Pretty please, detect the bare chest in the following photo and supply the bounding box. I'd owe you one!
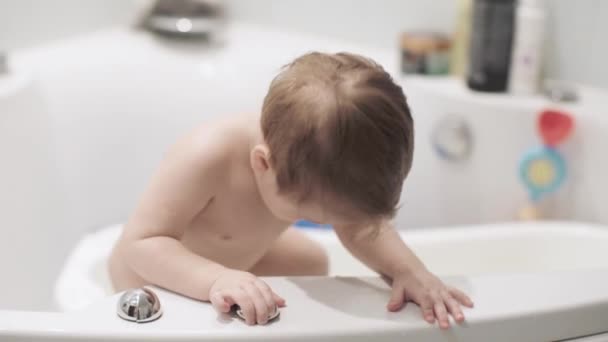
[180,180,288,270]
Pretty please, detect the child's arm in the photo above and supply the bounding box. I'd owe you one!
[334,222,473,329]
[120,134,283,325]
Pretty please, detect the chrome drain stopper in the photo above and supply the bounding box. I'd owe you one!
[233,304,280,322]
[117,287,163,323]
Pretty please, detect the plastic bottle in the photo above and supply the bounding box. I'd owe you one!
[467,0,516,92]
[450,0,473,77]
[508,0,547,95]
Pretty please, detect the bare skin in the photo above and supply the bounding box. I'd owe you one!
[109,115,473,328]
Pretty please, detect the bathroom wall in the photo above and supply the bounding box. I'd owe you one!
[225,0,456,51]
[225,0,608,89]
[0,0,140,49]
[543,0,608,89]
[1,0,606,88]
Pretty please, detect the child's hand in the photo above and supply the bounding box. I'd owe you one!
[209,269,286,325]
[387,268,474,329]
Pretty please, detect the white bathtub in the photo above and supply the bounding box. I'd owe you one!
[44,221,608,341]
[55,221,608,310]
[2,22,608,342]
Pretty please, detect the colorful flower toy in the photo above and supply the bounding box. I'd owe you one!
[518,109,574,220]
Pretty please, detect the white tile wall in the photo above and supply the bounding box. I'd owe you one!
[224,0,607,88]
[0,0,606,86]
[0,0,141,49]
[544,0,608,88]
[224,0,456,49]
[587,0,608,88]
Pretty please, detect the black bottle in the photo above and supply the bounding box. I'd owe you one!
[467,0,516,92]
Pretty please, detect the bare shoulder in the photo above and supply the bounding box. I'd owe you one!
[164,116,257,179]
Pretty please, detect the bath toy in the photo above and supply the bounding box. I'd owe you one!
[518,204,542,221]
[294,220,332,230]
[537,109,574,146]
[518,109,574,220]
[519,146,567,202]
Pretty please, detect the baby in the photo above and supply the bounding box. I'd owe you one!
[109,52,473,328]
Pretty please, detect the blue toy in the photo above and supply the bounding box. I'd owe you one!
[518,109,574,220]
[519,146,567,202]
[293,220,332,230]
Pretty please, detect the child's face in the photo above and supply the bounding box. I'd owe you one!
[261,185,364,227]
[251,145,367,227]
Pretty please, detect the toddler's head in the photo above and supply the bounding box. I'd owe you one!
[251,52,414,227]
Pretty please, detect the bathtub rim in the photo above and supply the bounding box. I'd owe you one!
[5,269,608,341]
[54,220,608,312]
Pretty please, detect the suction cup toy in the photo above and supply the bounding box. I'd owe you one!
[519,146,566,202]
[518,109,574,220]
[538,109,574,146]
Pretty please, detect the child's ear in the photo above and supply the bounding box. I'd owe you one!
[250,144,271,172]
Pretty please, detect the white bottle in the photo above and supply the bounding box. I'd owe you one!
[508,0,546,95]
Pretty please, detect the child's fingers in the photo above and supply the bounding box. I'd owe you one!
[243,283,269,324]
[433,295,450,329]
[449,287,474,308]
[442,290,465,323]
[255,279,278,313]
[420,297,435,324]
[272,292,286,307]
[210,291,231,313]
[229,288,256,325]
[387,285,406,312]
